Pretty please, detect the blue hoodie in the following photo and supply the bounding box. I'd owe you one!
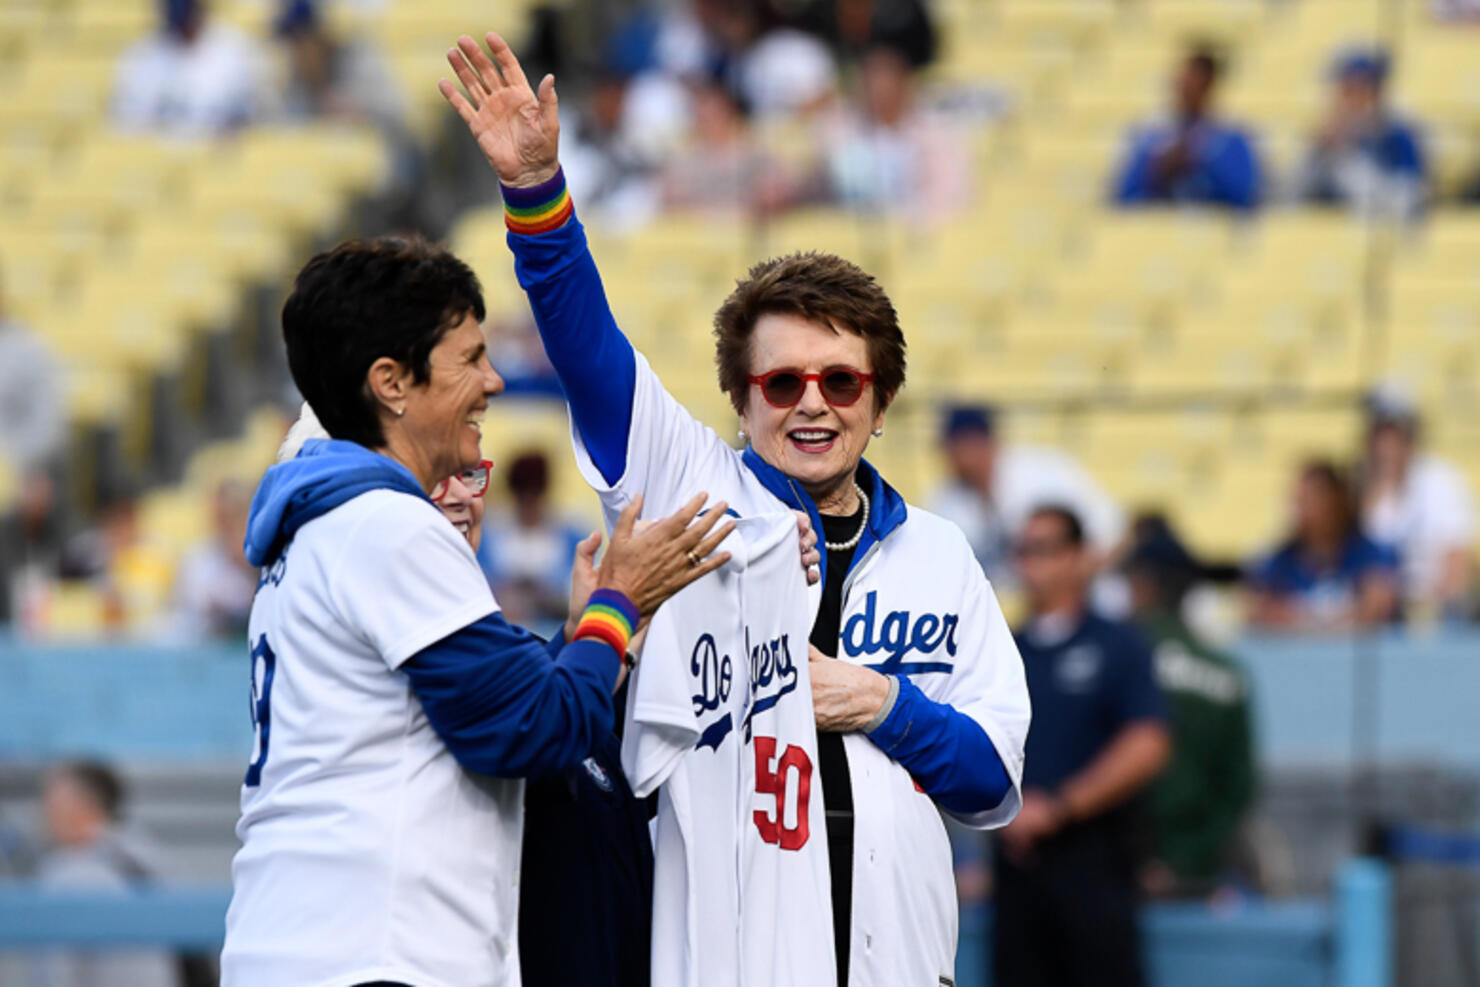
[243,437,622,779]
[244,438,426,567]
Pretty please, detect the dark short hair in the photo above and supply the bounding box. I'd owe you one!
[1187,46,1224,82]
[282,236,485,449]
[58,761,125,821]
[1300,458,1356,535]
[506,450,550,498]
[713,252,907,415]
[1028,503,1086,547]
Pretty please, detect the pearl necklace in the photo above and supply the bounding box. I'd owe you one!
[823,483,870,553]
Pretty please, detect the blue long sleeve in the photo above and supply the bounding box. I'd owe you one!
[402,612,619,778]
[506,211,637,486]
[1203,130,1259,210]
[866,676,1012,816]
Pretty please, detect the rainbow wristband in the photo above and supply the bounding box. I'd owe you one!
[502,168,574,236]
[573,588,639,659]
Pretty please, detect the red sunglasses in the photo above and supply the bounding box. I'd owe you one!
[431,460,493,503]
[748,368,876,408]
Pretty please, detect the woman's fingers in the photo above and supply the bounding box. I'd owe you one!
[613,493,642,541]
[677,501,729,548]
[688,551,733,582]
[462,33,507,91]
[662,492,710,534]
[485,31,530,91]
[438,78,480,126]
[575,530,602,567]
[451,38,493,95]
[691,519,737,562]
[537,73,560,132]
[456,35,499,92]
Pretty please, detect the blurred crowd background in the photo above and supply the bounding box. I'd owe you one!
[0,0,1477,984]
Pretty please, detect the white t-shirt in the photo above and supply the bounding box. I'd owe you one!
[625,513,835,987]
[221,489,520,987]
[1365,454,1477,603]
[112,23,266,136]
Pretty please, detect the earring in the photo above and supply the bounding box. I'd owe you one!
[872,427,883,437]
[738,428,747,442]
[396,408,405,418]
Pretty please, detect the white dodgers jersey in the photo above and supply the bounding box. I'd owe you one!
[624,512,835,987]
[222,490,522,987]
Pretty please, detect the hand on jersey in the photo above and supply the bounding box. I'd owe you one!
[595,494,735,617]
[440,32,561,188]
[566,509,820,642]
[809,645,891,733]
[795,511,821,586]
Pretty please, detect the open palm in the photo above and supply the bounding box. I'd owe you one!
[439,32,561,188]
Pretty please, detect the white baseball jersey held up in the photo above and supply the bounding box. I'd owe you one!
[574,353,1030,986]
[625,512,835,987]
[222,490,522,987]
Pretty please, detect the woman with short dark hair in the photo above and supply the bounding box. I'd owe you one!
[442,33,1031,985]
[222,234,736,987]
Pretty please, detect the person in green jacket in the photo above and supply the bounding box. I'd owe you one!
[1125,516,1256,898]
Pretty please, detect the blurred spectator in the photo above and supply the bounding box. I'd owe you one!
[0,271,67,473]
[820,0,939,69]
[695,0,838,119]
[822,43,971,222]
[59,491,175,632]
[926,405,1125,590]
[1112,47,1261,211]
[112,0,269,137]
[1293,48,1426,221]
[1433,0,1480,17]
[659,76,794,214]
[559,72,664,231]
[31,762,179,987]
[1124,516,1255,900]
[478,451,588,633]
[487,309,564,399]
[1247,460,1400,631]
[170,479,256,640]
[996,506,1170,987]
[273,0,406,133]
[1359,386,1476,620]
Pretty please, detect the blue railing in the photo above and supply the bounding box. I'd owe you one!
[1,632,1477,765]
[0,859,1392,987]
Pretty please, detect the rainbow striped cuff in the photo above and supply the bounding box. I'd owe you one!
[572,588,639,658]
[502,168,574,236]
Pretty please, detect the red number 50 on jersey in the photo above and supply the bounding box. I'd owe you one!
[752,736,812,850]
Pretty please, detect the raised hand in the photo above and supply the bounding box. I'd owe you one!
[439,32,560,188]
[597,493,736,616]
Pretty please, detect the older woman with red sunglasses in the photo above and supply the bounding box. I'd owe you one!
[442,33,1030,985]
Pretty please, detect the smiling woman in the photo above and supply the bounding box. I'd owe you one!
[221,235,740,987]
[442,30,1032,986]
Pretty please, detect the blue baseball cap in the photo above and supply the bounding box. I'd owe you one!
[163,0,200,33]
[1333,47,1389,86]
[275,0,320,37]
[941,404,996,442]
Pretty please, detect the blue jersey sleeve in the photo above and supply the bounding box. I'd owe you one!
[866,676,1013,816]
[402,612,620,778]
[504,189,637,486]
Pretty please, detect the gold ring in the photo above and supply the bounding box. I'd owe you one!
[686,550,702,567]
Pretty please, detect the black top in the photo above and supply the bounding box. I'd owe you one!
[519,684,653,987]
[813,504,865,987]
